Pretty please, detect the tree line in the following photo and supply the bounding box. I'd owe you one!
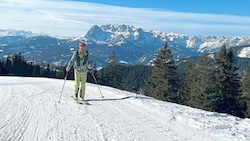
[0,52,65,78]
[0,42,250,118]
[96,42,250,118]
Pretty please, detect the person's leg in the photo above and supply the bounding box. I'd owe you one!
[74,71,80,99]
[79,71,87,100]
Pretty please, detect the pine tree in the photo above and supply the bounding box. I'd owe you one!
[122,65,152,93]
[143,41,179,102]
[179,62,195,104]
[108,50,117,67]
[5,54,12,74]
[12,52,28,76]
[98,50,123,89]
[240,63,250,118]
[181,53,216,110]
[213,44,244,117]
[33,64,41,76]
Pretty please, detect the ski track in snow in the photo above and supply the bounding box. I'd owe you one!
[0,76,250,141]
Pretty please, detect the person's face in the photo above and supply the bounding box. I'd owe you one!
[79,44,85,51]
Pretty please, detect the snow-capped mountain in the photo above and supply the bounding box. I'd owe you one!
[1,24,250,67]
[0,29,35,37]
[80,24,250,65]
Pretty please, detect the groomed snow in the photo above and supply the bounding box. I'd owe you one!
[0,76,249,141]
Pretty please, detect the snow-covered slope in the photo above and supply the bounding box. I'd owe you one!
[0,76,249,141]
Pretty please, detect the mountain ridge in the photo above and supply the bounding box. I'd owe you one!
[0,24,250,66]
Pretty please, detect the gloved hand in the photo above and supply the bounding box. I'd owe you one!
[66,66,70,72]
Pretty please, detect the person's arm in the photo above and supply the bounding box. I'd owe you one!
[66,51,77,72]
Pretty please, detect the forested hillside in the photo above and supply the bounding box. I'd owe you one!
[1,42,250,118]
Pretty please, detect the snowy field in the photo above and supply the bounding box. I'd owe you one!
[0,76,249,141]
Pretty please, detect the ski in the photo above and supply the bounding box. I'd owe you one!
[81,101,91,105]
[71,96,83,104]
[71,96,90,105]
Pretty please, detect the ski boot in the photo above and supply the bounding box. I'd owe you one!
[73,88,79,100]
[79,90,84,101]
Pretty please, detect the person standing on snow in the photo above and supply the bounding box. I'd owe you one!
[66,42,92,101]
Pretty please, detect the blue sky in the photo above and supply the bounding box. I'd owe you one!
[1,0,250,37]
[78,0,250,16]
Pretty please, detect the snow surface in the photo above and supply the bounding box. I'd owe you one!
[0,76,249,141]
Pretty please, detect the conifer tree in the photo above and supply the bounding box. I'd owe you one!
[181,53,215,110]
[109,50,117,67]
[122,65,152,93]
[143,41,179,102]
[179,62,194,104]
[213,44,244,117]
[1,59,8,74]
[98,50,122,89]
[5,54,13,74]
[240,63,250,118]
[33,64,41,76]
[12,52,28,76]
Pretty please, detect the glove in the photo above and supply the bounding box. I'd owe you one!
[66,66,70,72]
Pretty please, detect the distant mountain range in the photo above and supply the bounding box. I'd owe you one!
[1,24,250,67]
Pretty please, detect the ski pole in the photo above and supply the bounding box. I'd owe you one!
[58,72,68,103]
[90,70,104,98]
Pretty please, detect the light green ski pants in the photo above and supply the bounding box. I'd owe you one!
[74,71,87,97]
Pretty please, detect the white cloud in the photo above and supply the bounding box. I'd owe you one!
[1,0,250,37]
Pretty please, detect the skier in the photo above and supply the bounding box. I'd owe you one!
[66,42,92,101]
